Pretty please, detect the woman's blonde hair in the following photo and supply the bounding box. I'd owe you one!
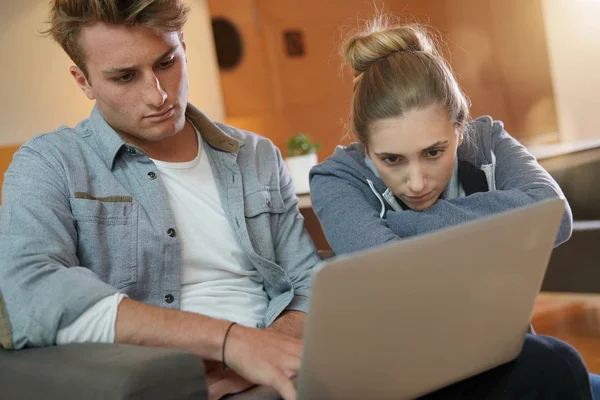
[341,16,469,145]
[42,0,190,78]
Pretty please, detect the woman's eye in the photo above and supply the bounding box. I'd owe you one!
[383,156,401,165]
[426,149,444,158]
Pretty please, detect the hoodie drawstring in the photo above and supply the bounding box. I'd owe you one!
[367,179,386,219]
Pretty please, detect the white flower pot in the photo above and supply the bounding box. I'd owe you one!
[285,153,318,194]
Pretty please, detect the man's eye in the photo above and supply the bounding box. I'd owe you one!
[114,73,134,83]
[158,58,176,69]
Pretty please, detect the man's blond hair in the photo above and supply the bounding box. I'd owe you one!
[43,0,190,78]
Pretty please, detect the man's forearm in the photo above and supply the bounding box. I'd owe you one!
[115,298,231,360]
[268,311,305,338]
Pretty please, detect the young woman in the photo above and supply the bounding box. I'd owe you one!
[309,17,598,399]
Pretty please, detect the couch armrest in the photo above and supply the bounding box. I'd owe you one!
[542,223,600,293]
[0,343,207,400]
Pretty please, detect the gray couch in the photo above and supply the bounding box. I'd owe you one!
[540,147,600,293]
[0,343,208,399]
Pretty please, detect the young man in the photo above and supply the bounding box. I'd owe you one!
[0,1,319,399]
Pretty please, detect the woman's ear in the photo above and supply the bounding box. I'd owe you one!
[457,128,465,147]
[363,143,372,158]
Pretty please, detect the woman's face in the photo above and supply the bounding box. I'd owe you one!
[367,103,463,211]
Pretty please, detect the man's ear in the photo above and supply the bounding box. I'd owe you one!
[69,66,95,100]
[179,31,187,62]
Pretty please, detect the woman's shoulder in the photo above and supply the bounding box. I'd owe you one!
[311,142,367,175]
[309,142,387,193]
[460,116,509,165]
[467,115,506,138]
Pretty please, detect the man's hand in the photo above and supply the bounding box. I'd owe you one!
[205,312,306,399]
[224,325,302,400]
[204,311,306,400]
[205,361,254,400]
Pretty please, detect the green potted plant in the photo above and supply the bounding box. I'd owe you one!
[285,133,321,194]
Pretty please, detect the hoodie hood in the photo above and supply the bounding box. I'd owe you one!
[316,143,407,210]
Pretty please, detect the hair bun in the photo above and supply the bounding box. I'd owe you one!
[342,24,434,76]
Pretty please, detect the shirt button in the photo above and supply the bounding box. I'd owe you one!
[164,294,174,304]
[147,171,157,180]
[127,147,136,155]
[167,228,176,237]
[266,199,272,208]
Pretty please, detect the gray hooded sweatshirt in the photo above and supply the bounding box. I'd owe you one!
[309,116,573,255]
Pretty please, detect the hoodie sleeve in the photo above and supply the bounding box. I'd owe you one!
[310,162,404,255]
[385,120,573,246]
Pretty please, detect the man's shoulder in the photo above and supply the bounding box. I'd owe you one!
[21,120,92,155]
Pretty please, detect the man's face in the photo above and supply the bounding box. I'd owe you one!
[367,103,463,211]
[71,23,189,147]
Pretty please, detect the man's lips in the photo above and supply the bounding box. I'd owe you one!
[144,106,175,120]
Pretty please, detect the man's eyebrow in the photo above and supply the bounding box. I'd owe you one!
[101,45,178,74]
[374,140,450,158]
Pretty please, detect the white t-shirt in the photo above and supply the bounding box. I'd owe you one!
[152,137,268,327]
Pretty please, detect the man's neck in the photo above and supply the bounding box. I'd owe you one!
[136,120,198,162]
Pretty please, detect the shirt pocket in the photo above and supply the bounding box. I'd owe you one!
[243,187,285,261]
[71,197,138,289]
[244,187,285,218]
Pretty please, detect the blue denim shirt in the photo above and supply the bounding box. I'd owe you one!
[0,104,320,349]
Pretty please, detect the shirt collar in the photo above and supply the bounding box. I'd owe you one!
[89,103,240,169]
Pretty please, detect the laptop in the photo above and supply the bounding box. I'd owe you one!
[229,198,565,400]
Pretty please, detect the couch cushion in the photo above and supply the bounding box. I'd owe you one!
[0,343,207,400]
